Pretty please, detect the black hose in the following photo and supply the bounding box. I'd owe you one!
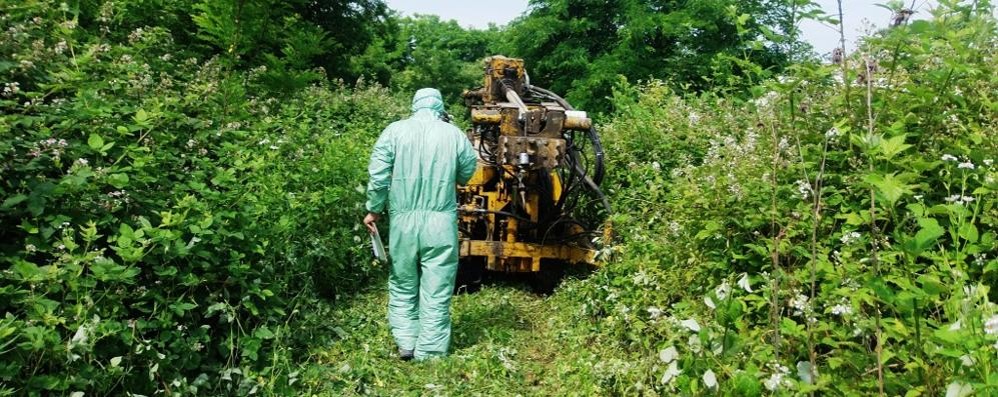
[458,208,535,224]
[587,126,605,186]
[527,85,606,187]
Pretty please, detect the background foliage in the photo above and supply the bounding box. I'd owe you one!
[1,0,996,395]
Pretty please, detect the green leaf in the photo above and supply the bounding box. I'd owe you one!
[119,223,135,239]
[917,274,946,296]
[864,172,914,206]
[1,194,28,209]
[851,132,882,153]
[88,133,104,150]
[959,223,978,243]
[868,278,895,304]
[108,173,130,189]
[134,109,149,125]
[903,217,944,255]
[90,257,140,283]
[879,134,912,160]
[254,326,276,340]
[12,261,44,282]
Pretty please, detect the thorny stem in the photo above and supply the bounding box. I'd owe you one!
[805,133,830,389]
[766,0,805,364]
[873,0,919,128]
[864,55,886,397]
[836,0,851,112]
[768,120,783,360]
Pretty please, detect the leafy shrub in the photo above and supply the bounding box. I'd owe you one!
[561,2,998,395]
[0,2,405,394]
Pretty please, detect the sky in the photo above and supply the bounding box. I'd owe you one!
[385,0,941,57]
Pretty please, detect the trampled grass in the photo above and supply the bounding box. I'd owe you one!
[306,277,608,396]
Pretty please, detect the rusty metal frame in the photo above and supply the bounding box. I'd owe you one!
[459,239,596,272]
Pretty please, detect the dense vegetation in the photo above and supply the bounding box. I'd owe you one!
[1,0,996,395]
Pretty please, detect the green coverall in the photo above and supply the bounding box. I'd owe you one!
[366,88,478,360]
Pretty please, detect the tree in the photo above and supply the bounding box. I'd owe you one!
[498,0,810,113]
[391,15,501,104]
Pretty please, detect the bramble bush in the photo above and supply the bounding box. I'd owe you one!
[553,1,997,395]
[0,1,405,394]
[2,0,997,395]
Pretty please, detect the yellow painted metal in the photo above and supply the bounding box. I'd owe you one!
[483,56,525,104]
[550,170,562,202]
[470,108,501,124]
[460,240,596,272]
[458,55,599,273]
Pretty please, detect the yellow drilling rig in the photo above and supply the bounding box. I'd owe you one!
[456,56,610,291]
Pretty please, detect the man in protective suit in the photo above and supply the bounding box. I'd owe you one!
[363,88,478,361]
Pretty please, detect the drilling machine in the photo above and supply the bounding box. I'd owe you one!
[457,56,610,291]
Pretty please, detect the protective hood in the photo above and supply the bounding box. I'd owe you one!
[411,87,445,116]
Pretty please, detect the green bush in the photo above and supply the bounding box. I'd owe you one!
[561,1,998,394]
[0,2,405,394]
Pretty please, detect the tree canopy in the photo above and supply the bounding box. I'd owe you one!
[496,0,808,113]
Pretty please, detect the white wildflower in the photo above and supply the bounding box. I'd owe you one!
[789,293,810,316]
[128,28,145,43]
[985,315,998,335]
[269,145,279,150]
[830,302,853,316]
[796,179,812,200]
[668,221,681,236]
[715,281,731,301]
[688,112,700,125]
[74,158,89,167]
[840,231,861,245]
[825,127,840,139]
[704,295,716,309]
[945,195,975,205]
[957,161,975,170]
[646,306,662,319]
[737,273,753,293]
[2,82,20,97]
[651,161,661,171]
[764,372,784,391]
[984,159,994,167]
[941,154,958,162]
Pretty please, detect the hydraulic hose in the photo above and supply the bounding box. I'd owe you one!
[527,85,605,186]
